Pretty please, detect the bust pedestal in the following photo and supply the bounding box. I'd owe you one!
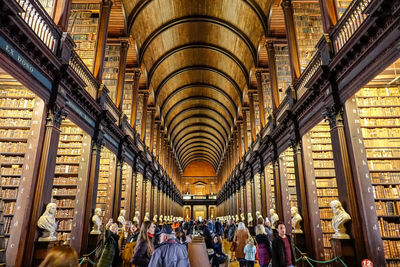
[33,240,58,267]
[292,232,306,258]
[330,238,356,267]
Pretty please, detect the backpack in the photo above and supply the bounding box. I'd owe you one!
[122,241,136,263]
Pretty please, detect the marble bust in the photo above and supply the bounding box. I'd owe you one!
[256,211,263,220]
[37,203,57,242]
[235,214,239,222]
[240,213,245,222]
[270,209,279,229]
[159,215,163,224]
[331,200,351,239]
[144,212,150,222]
[153,214,158,223]
[291,207,303,234]
[90,208,102,235]
[247,213,253,227]
[117,209,126,226]
[133,211,140,225]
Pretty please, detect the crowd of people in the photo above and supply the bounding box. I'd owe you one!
[39,215,296,267]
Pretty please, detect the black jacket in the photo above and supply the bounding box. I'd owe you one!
[271,234,296,267]
[132,238,152,267]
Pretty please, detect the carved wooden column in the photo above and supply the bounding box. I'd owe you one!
[115,40,129,111]
[265,41,280,110]
[93,0,112,80]
[141,93,149,142]
[259,171,268,218]
[242,109,249,152]
[248,92,257,142]
[112,158,124,220]
[323,106,367,264]
[255,71,266,127]
[53,0,72,31]
[273,158,291,230]
[130,171,137,220]
[149,109,155,152]
[130,70,141,128]
[250,177,256,221]
[281,0,301,81]
[318,0,338,33]
[150,179,156,218]
[23,105,67,266]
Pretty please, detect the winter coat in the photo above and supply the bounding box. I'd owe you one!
[233,229,249,259]
[227,224,236,242]
[131,238,152,267]
[255,234,272,266]
[215,220,222,236]
[98,230,121,267]
[148,239,190,267]
[271,234,296,267]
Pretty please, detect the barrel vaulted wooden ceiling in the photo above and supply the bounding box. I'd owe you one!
[116,0,286,174]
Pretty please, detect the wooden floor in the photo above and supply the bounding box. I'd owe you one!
[222,238,260,267]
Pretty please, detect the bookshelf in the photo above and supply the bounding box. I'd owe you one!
[96,147,116,223]
[264,162,276,213]
[0,85,35,249]
[292,1,324,72]
[120,163,132,212]
[51,120,84,244]
[335,0,352,18]
[274,45,292,103]
[261,73,273,119]
[122,73,134,123]
[246,179,252,215]
[309,122,338,260]
[254,173,262,213]
[38,0,55,16]
[135,172,143,216]
[0,166,5,265]
[145,111,152,147]
[68,3,100,72]
[136,95,143,135]
[245,110,251,148]
[355,87,400,265]
[254,94,261,134]
[280,147,297,210]
[144,179,151,215]
[102,44,121,104]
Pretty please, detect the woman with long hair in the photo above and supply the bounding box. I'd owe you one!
[131,221,156,267]
[233,222,249,267]
[255,224,272,267]
[39,245,78,267]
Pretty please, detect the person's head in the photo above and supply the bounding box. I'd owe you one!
[175,230,186,243]
[248,237,255,246]
[276,221,286,236]
[237,222,246,230]
[130,222,138,233]
[136,221,155,257]
[264,217,271,227]
[257,216,264,225]
[213,235,221,244]
[123,221,131,232]
[110,223,118,234]
[39,245,78,267]
[255,224,267,235]
[159,225,175,243]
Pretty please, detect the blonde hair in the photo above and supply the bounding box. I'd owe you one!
[238,222,246,230]
[39,246,78,267]
[248,237,255,246]
[255,224,267,235]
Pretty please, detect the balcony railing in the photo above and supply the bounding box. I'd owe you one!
[15,0,61,53]
[69,50,99,99]
[296,53,322,99]
[331,0,372,53]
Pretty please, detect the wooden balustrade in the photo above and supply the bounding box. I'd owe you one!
[331,0,372,53]
[69,50,99,99]
[296,54,323,99]
[15,0,60,53]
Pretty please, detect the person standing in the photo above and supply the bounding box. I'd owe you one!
[271,221,295,267]
[233,222,249,267]
[131,221,156,267]
[215,218,223,237]
[255,225,272,267]
[227,219,236,242]
[243,237,256,267]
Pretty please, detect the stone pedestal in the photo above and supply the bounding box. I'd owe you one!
[188,236,210,267]
[33,241,58,267]
[330,238,356,267]
[293,233,306,258]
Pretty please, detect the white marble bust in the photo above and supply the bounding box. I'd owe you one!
[247,213,253,227]
[144,212,150,222]
[235,214,239,222]
[240,213,245,222]
[117,209,126,226]
[37,203,57,242]
[159,215,163,224]
[291,207,303,234]
[153,214,158,223]
[270,209,279,229]
[133,211,140,225]
[90,208,102,235]
[331,200,351,239]
[256,211,262,220]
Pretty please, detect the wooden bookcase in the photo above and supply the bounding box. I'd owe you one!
[254,94,261,134]
[355,87,400,265]
[280,147,297,210]
[96,147,116,223]
[0,85,36,248]
[261,73,273,119]
[309,122,338,260]
[264,162,276,214]
[292,0,324,72]
[274,45,292,103]
[122,73,134,123]
[136,95,143,136]
[120,163,132,217]
[68,3,101,72]
[37,0,56,16]
[135,172,143,217]
[102,44,121,104]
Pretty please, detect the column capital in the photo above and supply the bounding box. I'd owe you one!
[46,105,68,129]
[322,105,344,129]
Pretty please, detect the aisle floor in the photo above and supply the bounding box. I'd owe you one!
[221,238,260,267]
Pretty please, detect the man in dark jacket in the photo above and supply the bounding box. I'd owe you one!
[227,219,236,242]
[272,221,295,267]
[148,226,190,267]
[215,219,223,236]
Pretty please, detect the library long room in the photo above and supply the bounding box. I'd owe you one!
[0,0,399,266]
